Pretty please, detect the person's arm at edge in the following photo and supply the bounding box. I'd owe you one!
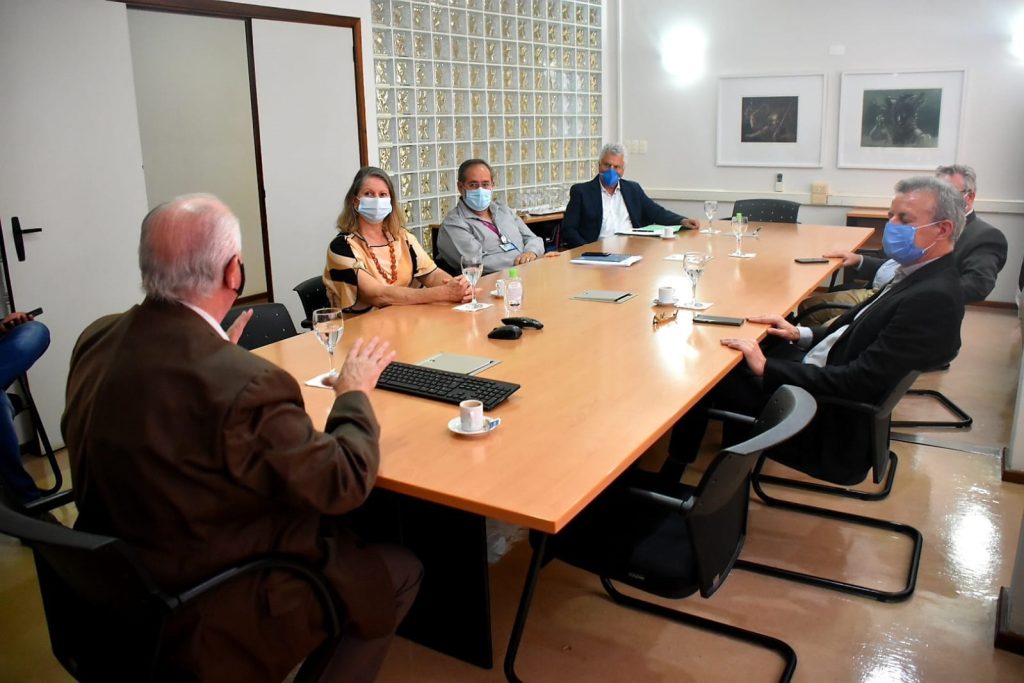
[559,183,586,249]
[958,228,1008,302]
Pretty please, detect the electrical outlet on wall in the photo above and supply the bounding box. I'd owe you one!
[774,173,784,192]
[810,182,830,205]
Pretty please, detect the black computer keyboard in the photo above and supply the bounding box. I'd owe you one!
[376,361,520,410]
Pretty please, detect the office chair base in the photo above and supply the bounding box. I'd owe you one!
[738,491,922,603]
[503,536,797,683]
[891,389,973,429]
[753,452,897,502]
[600,578,797,683]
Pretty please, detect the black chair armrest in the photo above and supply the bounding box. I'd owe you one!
[625,486,695,513]
[794,302,853,325]
[176,556,341,637]
[707,408,757,425]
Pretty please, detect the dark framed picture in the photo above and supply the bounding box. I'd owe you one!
[717,74,824,167]
[838,70,965,169]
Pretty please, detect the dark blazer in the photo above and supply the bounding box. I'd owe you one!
[764,254,965,484]
[62,298,392,681]
[560,175,687,248]
[861,212,1008,302]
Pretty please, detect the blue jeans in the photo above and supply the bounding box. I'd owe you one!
[0,321,50,503]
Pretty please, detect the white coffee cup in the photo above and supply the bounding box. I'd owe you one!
[657,286,676,304]
[661,226,674,239]
[494,279,506,296]
[459,399,484,432]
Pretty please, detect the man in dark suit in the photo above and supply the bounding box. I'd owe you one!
[800,164,1007,323]
[560,143,699,248]
[663,176,966,485]
[62,195,420,682]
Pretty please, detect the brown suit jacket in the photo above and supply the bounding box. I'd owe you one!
[62,298,392,681]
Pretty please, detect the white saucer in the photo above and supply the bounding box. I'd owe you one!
[490,290,504,298]
[448,416,501,437]
[652,297,679,306]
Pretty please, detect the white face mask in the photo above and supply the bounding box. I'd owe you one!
[357,196,392,223]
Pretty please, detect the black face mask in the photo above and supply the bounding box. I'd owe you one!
[234,261,246,298]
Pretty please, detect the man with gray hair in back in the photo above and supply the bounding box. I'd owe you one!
[663,176,966,486]
[800,164,1008,323]
[560,142,700,248]
[62,194,421,681]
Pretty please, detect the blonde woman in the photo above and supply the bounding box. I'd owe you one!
[324,167,473,314]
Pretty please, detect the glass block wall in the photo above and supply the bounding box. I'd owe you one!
[370,0,603,244]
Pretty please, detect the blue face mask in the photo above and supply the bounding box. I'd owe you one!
[600,168,620,188]
[357,196,392,224]
[882,220,939,265]
[464,188,492,212]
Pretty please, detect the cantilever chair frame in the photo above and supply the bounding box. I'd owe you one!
[0,502,342,683]
[13,375,73,514]
[711,376,925,603]
[503,385,817,683]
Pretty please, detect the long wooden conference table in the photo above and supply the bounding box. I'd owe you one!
[254,221,872,669]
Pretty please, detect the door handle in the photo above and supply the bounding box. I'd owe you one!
[11,216,42,262]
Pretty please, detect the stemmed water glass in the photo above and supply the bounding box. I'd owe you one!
[681,252,709,309]
[312,308,344,378]
[461,243,486,311]
[701,200,720,234]
[729,214,751,258]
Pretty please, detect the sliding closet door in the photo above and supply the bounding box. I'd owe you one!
[251,19,361,325]
[0,0,148,444]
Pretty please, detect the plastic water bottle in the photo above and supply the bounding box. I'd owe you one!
[505,267,523,314]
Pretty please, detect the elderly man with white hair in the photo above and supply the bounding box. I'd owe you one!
[62,194,421,682]
[560,142,700,248]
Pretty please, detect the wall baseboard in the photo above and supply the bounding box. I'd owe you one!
[1002,447,1024,484]
[995,587,1024,655]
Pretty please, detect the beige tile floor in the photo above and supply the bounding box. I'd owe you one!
[2,306,1023,682]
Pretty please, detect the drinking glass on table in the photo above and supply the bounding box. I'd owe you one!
[729,214,750,257]
[312,308,344,378]
[682,252,708,309]
[461,243,486,311]
[701,200,720,234]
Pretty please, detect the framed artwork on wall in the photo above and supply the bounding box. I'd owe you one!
[716,73,825,168]
[837,69,965,169]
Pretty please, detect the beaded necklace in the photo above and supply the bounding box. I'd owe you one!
[365,237,398,284]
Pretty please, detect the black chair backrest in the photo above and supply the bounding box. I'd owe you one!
[430,225,461,277]
[222,302,298,350]
[731,199,801,223]
[0,503,175,681]
[293,276,329,329]
[686,385,816,597]
[870,369,921,477]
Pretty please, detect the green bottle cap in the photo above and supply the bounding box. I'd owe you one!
[508,267,519,279]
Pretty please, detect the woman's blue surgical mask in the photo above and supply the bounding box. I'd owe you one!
[357,196,392,223]
[882,220,940,265]
[600,168,620,188]
[464,188,492,212]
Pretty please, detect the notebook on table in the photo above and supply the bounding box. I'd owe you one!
[614,224,682,236]
[569,252,643,267]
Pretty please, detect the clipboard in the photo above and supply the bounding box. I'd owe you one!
[416,353,500,375]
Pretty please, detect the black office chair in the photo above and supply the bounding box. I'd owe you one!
[0,500,342,683]
[293,276,329,330]
[730,199,801,224]
[712,373,925,603]
[221,302,298,351]
[503,385,817,683]
[430,225,460,277]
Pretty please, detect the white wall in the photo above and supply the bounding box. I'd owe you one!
[607,0,1024,303]
[127,10,267,295]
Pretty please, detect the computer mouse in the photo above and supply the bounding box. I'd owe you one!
[487,324,523,340]
[501,316,544,330]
